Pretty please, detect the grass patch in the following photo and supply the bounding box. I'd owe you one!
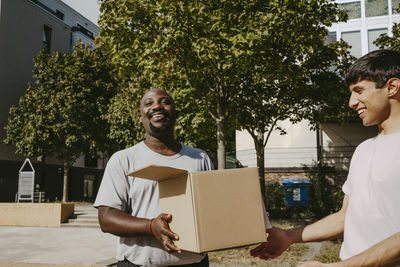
[208,219,310,267]
[208,243,308,267]
[312,238,342,263]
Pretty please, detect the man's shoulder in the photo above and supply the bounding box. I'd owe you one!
[109,142,144,161]
[182,144,208,156]
[180,144,214,170]
[354,135,377,152]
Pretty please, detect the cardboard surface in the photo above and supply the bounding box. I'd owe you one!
[129,166,266,252]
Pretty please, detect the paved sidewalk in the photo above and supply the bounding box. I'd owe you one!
[0,225,118,266]
[0,225,231,267]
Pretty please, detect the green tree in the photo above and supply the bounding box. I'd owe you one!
[97,0,353,172]
[97,0,265,168]
[374,5,400,51]
[233,1,352,203]
[4,42,117,202]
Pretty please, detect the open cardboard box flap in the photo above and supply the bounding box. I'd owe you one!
[128,165,188,181]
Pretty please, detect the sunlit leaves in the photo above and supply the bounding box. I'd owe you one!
[96,0,352,168]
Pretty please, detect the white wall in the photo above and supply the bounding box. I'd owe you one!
[236,120,377,170]
[38,0,99,35]
[236,120,320,168]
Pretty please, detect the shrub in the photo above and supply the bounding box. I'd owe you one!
[265,167,347,219]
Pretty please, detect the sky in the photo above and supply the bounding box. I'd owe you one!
[60,0,101,26]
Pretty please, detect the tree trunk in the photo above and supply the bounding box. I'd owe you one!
[216,118,226,169]
[62,161,70,202]
[254,133,266,206]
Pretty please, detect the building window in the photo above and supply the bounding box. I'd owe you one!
[325,32,337,44]
[341,31,362,58]
[393,0,400,13]
[366,0,388,17]
[42,25,52,53]
[83,175,95,199]
[339,1,361,20]
[55,10,65,20]
[71,24,95,40]
[368,28,388,51]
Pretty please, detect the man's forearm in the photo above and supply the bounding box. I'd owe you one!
[288,196,348,244]
[300,211,345,243]
[98,206,151,237]
[333,232,400,267]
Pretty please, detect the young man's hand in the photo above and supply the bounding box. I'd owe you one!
[150,213,182,253]
[250,227,294,259]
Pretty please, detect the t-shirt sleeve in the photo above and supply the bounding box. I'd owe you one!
[342,142,366,196]
[202,151,214,171]
[342,178,350,195]
[93,152,130,212]
[342,157,355,196]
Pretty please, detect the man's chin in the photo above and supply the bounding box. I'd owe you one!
[149,122,173,133]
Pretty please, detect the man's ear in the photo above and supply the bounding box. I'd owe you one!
[387,78,400,97]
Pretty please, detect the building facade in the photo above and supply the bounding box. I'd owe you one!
[0,0,101,202]
[235,0,400,180]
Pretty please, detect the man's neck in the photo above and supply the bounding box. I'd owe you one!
[378,103,400,135]
[144,136,182,156]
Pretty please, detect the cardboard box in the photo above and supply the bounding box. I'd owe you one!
[128,166,266,252]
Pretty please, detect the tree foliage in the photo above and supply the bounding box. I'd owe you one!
[4,42,117,201]
[230,1,353,203]
[95,0,256,168]
[374,5,400,51]
[97,0,354,172]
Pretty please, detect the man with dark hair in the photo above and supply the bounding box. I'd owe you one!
[251,49,400,266]
[94,89,214,267]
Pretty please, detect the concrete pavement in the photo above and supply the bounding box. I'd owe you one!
[0,225,233,267]
[0,225,118,266]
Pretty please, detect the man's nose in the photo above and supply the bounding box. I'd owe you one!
[348,93,359,109]
[151,101,163,110]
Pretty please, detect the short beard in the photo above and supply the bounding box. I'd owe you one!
[149,121,173,133]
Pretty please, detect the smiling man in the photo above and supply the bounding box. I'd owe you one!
[250,49,400,266]
[94,88,214,267]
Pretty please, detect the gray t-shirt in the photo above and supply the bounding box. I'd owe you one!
[94,141,214,266]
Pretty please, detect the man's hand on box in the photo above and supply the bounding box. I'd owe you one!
[151,213,182,253]
[250,227,293,259]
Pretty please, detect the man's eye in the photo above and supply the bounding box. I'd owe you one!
[145,102,152,106]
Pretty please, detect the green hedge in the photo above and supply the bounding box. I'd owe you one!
[265,167,346,219]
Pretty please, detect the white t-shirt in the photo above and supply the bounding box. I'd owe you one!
[340,132,400,260]
[94,141,214,267]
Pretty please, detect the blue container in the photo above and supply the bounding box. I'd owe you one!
[282,178,311,207]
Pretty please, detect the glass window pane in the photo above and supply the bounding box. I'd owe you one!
[42,25,52,54]
[366,0,388,17]
[339,2,361,20]
[342,31,362,58]
[325,32,337,44]
[393,0,400,14]
[368,28,388,51]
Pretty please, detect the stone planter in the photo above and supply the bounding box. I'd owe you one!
[0,203,74,227]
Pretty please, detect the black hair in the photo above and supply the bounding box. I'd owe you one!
[345,49,400,88]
